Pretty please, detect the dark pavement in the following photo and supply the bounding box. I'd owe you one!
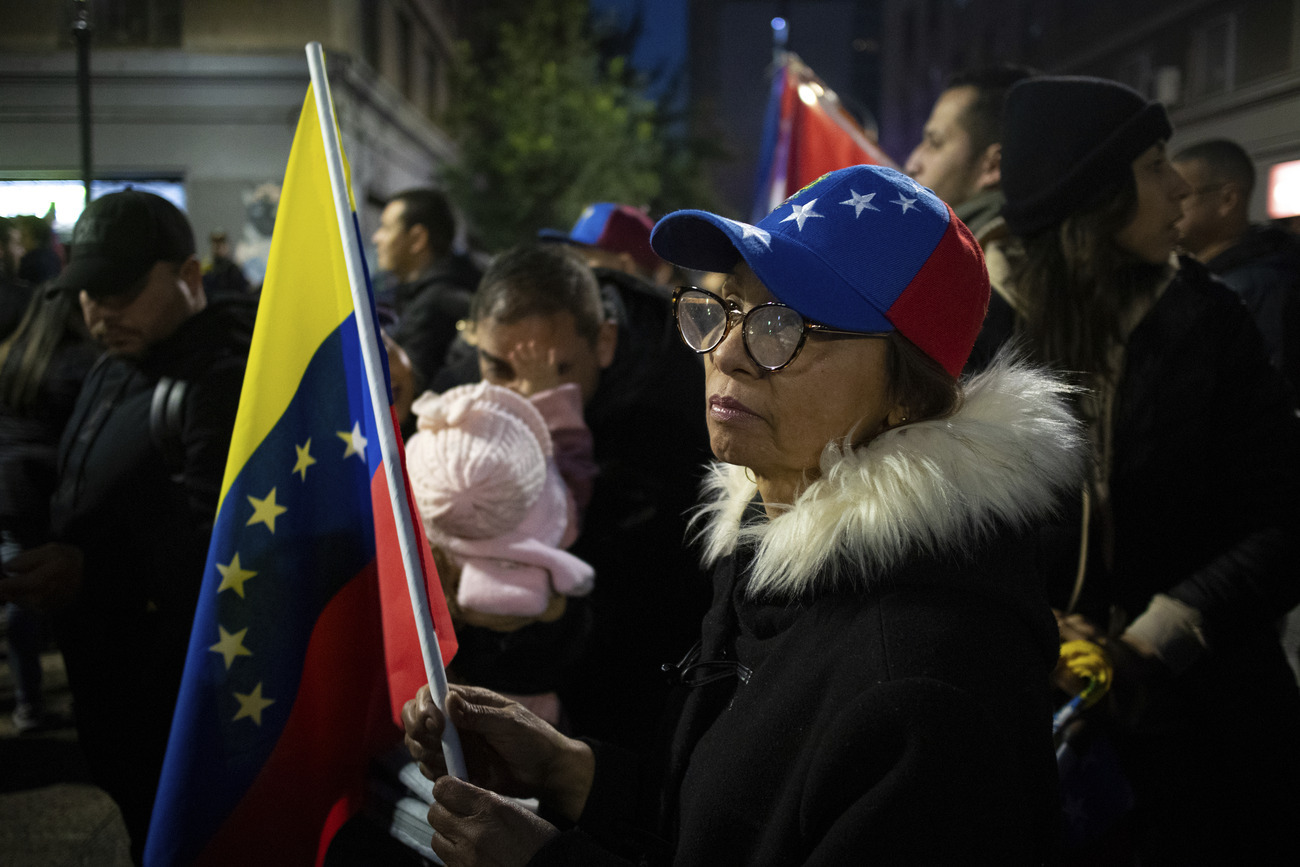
[0,618,133,866]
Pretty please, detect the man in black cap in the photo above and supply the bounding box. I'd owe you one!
[0,190,255,863]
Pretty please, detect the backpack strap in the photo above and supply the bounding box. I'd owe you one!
[149,376,189,480]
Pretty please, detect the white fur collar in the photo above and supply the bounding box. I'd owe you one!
[692,358,1086,600]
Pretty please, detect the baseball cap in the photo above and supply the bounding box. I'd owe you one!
[53,190,196,300]
[649,165,989,377]
[539,202,660,275]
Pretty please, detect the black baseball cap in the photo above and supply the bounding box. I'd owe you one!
[53,190,196,300]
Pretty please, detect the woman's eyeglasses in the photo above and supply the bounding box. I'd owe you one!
[672,286,889,371]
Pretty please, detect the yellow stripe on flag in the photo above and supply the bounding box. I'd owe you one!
[218,84,357,507]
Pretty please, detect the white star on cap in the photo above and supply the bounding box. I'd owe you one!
[891,193,918,214]
[840,190,880,217]
[733,221,772,249]
[780,199,824,231]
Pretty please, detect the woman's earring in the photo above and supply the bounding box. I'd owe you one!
[744,467,758,485]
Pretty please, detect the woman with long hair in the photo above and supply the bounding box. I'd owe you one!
[0,286,97,731]
[991,75,1300,865]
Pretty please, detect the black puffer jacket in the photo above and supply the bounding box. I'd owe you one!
[49,294,255,848]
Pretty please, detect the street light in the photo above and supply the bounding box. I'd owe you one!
[71,0,93,205]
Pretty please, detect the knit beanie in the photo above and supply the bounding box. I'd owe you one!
[406,382,552,540]
[1000,76,1172,236]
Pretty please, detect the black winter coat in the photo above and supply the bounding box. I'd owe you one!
[976,257,1300,864]
[49,295,255,849]
[1085,260,1300,863]
[530,361,1086,865]
[390,254,478,393]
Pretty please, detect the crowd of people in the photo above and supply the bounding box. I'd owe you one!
[1,66,1299,867]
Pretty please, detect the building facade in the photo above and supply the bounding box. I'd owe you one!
[880,0,1300,219]
[0,0,462,281]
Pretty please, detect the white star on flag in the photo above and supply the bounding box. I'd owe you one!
[892,194,918,214]
[337,421,368,460]
[732,220,772,249]
[780,200,824,231]
[840,190,880,217]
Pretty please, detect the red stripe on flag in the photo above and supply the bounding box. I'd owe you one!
[787,94,883,194]
[374,405,458,725]
[193,567,397,867]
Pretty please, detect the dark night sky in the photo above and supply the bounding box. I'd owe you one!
[591,0,879,218]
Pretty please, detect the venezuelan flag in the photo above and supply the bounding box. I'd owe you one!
[144,84,456,866]
[752,53,896,222]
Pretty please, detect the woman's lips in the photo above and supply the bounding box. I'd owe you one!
[709,394,760,422]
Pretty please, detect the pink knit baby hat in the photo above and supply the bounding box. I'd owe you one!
[406,382,553,541]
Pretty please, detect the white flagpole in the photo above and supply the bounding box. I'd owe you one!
[305,41,466,780]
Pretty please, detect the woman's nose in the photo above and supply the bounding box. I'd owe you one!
[710,312,756,373]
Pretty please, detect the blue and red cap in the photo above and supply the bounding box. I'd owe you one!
[539,202,660,275]
[650,165,989,377]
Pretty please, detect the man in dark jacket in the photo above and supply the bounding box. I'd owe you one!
[1175,138,1300,386]
[201,228,251,299]
[904,65,1032,243]
[903,65,1032,373]
[0,191,254,864]
[371,188,479,393]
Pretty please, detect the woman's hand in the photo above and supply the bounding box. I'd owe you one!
[427,776,559,867]
[402,683,594,822]
[1052,609,1173,728]
[1052,611,1103,695]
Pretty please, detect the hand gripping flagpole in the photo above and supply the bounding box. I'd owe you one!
[305,42,467,780]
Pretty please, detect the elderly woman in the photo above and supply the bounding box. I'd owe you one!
[403,165,1085,865]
